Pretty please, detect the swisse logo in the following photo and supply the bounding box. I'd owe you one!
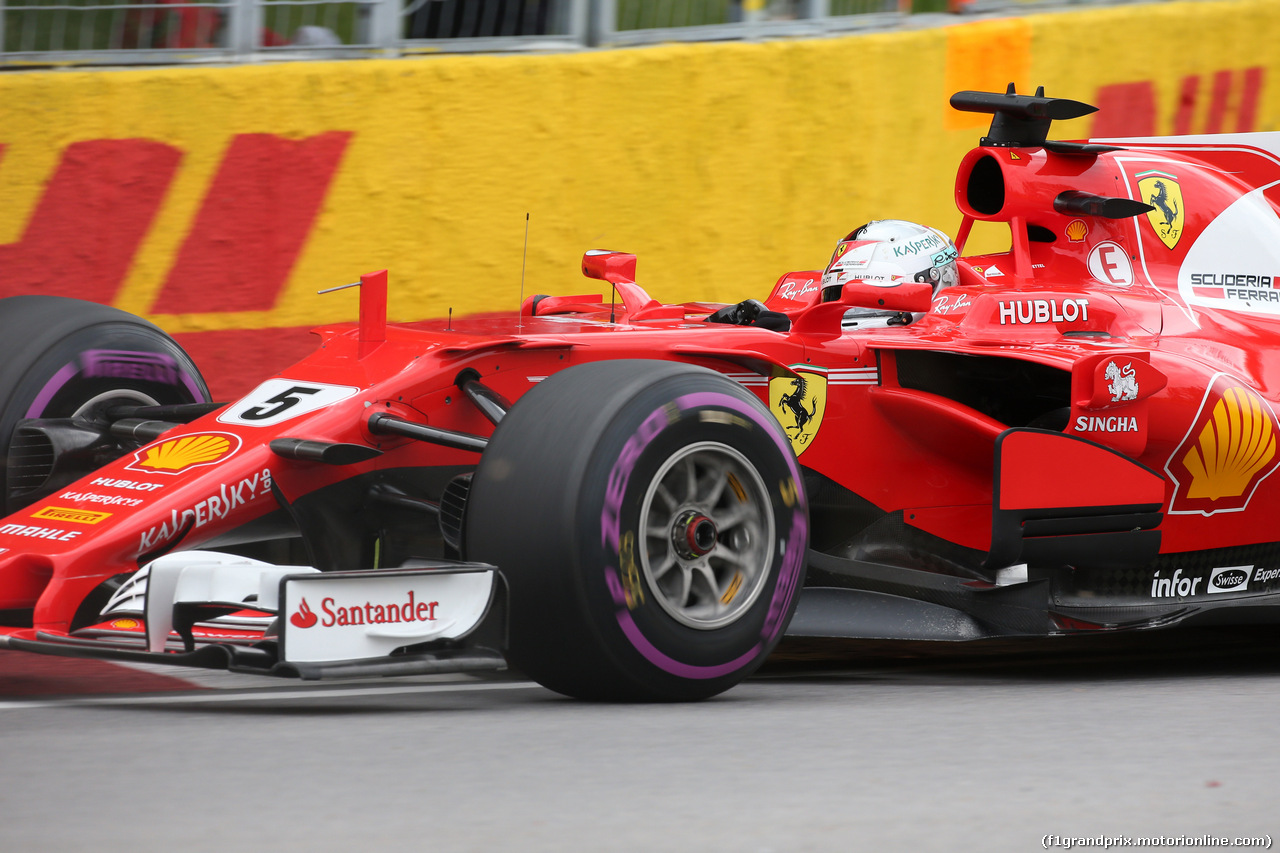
[1208,565,1252,594]
[997,298,1090,325]
[290,590,440,628]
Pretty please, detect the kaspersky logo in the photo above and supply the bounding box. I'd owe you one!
[1166,374,1280,515]
[125,432,242,476]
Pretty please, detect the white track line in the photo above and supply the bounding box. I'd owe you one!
[0,679,542,711]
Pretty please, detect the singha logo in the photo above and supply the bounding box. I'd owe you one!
[1105,361,1139,403]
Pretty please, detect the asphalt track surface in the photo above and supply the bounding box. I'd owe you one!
[2,628,1278,853]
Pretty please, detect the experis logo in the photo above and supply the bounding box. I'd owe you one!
[289,592,439,629]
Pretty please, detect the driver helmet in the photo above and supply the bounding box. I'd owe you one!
[820,220,959,302]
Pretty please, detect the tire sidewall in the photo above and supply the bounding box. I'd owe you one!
[0,297,209,508]
[572,373,809,695]
[2,324,205,419]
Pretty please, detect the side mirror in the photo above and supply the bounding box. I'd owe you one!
[838,281,933,313]
[582,250,637,284]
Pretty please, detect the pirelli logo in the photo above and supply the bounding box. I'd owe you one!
[31,506,112,525]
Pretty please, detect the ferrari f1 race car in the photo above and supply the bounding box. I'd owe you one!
[2,87,1279,701]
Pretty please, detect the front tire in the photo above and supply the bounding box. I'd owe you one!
[465,360,808,701]
[0,295,210,513]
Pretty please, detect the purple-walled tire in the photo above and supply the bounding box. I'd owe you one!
[0,296,210,514]
[465,360,808,701]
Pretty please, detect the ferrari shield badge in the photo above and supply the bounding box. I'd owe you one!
[1137,170,1184,249]
[769,371,826,455]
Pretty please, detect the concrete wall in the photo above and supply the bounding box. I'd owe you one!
[1,0,1276,396]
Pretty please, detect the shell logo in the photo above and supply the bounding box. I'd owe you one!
[125,432,242,476]
[1065,219,1088,242]
[109,618,141,630]
[1167,376,1280,515]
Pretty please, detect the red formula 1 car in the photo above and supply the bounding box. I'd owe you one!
[3,87,1280,700]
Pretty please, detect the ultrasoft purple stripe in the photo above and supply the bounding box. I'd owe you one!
[25,363,78,417]
[674,391,805,502]
[607,389,807,680]
[616,607,762,680]
[765,513,809,643]
[179,369,203,401]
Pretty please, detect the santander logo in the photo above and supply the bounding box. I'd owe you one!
[289,590,440,629]
[290,598,318,629]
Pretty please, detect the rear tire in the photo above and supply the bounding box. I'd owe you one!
[0,295,210,513]
[465,360,808,701]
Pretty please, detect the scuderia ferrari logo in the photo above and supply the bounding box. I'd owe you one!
[769,371,826,455]
[1137,170,1184,249]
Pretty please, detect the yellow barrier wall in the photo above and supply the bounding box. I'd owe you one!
[1,0,1277,394]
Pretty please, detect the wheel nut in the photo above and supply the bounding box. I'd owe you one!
[674,512,717,558]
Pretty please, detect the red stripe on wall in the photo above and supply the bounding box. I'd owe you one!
[1237,67,1264,132]
[170,326,324,400]
[0,139,181,304]
[1204,69,1232,134]
[152,132,353,315]
[1090,81,1156,137]
[1173,75,1198,136]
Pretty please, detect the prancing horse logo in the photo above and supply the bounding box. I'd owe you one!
[769,371,827,456]
[1137,170,1184,249]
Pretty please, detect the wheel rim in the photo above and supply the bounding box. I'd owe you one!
[638,441,774,630]
[71,389,160,419]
